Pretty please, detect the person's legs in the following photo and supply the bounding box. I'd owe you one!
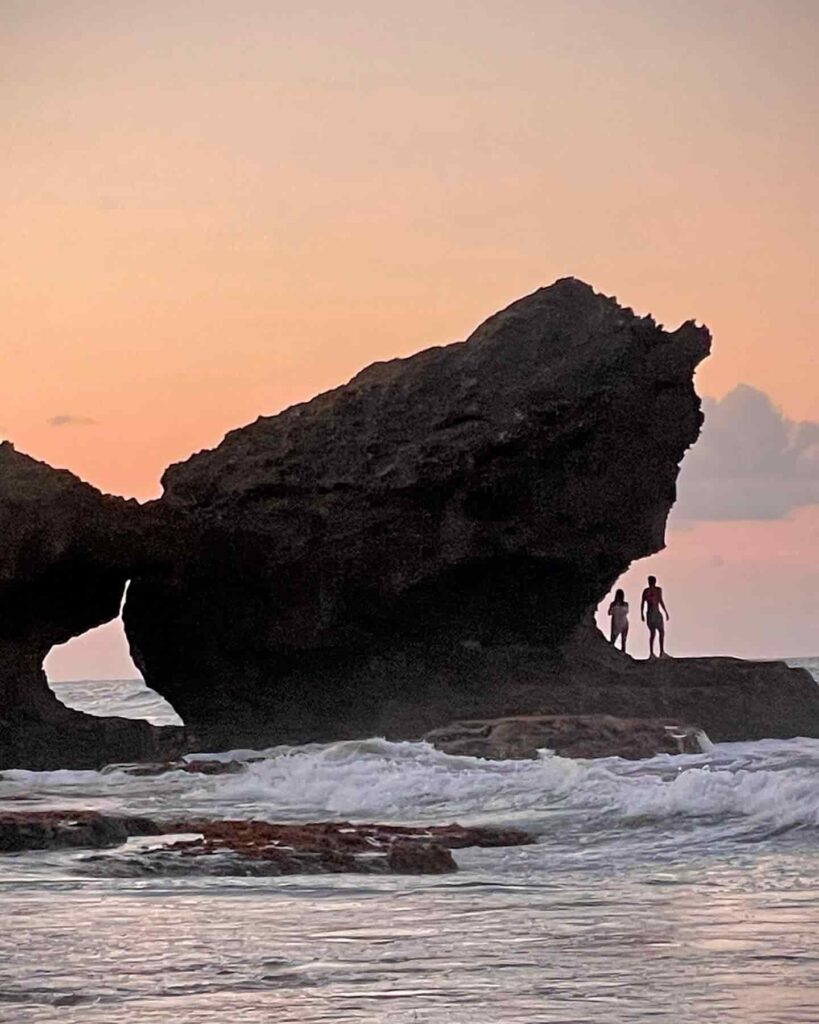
[648,625,656,658]
[657,621,665,656]
[610,622,618,645]
[620,625,629,653]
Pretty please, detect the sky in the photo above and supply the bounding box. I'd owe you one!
[1,1,815,676]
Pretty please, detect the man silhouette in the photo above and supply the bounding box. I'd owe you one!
[641,575,670,659]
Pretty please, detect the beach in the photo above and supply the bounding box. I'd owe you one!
[1,661,817,1023]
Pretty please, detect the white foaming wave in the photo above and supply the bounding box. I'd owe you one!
[1,768,104,786]
[6,734,819,836]
[177,737,819,831]
[605,762,819,829]
[179,735,819,833]
[183,738,586,822]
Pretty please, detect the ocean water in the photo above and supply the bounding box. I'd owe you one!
[1,660,818,1023]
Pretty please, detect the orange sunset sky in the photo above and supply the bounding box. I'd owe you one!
[2,1,816,677]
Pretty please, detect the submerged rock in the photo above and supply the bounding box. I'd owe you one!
[425,713,704,761]
[157,821,455,875]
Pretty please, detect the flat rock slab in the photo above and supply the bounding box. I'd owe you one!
[150,819,535,875]
[166,819,535,853]
[425,714,704,761]
[0,810,162,852]
[0,812,533,875]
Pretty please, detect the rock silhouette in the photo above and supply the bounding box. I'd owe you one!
[124,278,713,747]
[2,279,818,768]
[0,443,188,769]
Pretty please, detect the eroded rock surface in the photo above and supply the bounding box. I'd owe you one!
[0,810,162,852]
[0,443,188,770]
[164,819,535,853]
[124,278,715,747]
[147,820,534,876]
[425,713,704,761]
[0,812,532,875]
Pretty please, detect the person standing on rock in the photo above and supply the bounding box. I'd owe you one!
[641,575,670,658]
[607,589,630,652]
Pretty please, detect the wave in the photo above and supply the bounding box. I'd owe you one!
[178,736,819,832]
[14,659,819,841]
[5,735,813,839]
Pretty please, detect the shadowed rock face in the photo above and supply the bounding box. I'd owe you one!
[124,278,714,746]
[0,444,187,769]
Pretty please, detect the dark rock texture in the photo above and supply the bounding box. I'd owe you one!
[0,443,188,770]
[101,758,247,777]
[124,278,717,747]
[542,627,819,744]
[3,279,817,769]
[139,820,532,876]
[0,810,161,852]
[0,812,531,872]
[0,814,531,875]
[424,713,704,761]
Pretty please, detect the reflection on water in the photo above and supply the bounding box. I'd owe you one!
[4,857,819,1023]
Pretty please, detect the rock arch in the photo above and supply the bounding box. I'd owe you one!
[0,443,186,769]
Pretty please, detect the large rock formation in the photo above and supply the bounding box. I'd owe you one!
[3,279,817,770]
[0,443,187,769]
[124,277,722,747]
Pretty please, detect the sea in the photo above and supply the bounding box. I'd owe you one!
[1,658,818,1024]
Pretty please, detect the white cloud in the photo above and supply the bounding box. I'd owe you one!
[674,385,819,522]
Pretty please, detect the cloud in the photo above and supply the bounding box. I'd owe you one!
[673,384,819,522]
[47,414,97,428]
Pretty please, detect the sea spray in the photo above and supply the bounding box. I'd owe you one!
[7,733,819,838]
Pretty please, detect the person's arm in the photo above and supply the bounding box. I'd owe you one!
[640,590,647,621]
[659,589,670,620]
[608,603,614,616]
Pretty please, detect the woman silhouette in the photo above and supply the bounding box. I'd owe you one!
[607,588,629,652]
